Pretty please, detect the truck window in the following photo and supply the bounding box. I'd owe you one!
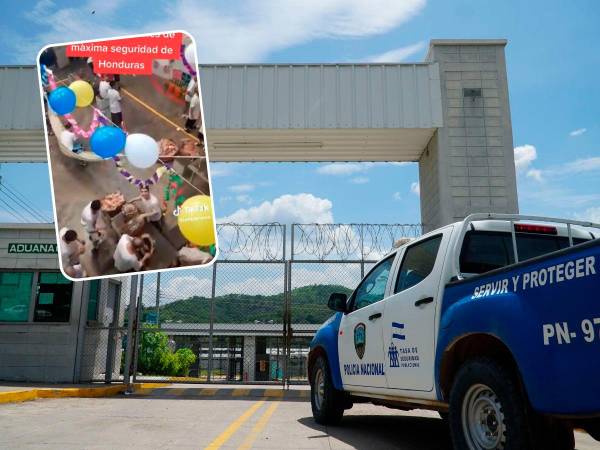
[460,230,590,274]
[394,235,442,293]
[352,255,395,311]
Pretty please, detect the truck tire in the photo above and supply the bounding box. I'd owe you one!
[448,358,531,450]
[310,355,344,425]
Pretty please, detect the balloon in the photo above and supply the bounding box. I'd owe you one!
[184,43,196,65]
[177,195,216,247]
[69,80,94,107]
[124,133,159,169]
[48,87,76,115]
[90,126,126,158]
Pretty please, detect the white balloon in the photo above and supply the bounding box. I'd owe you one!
[124,133,159,169]
[184,43,196,65]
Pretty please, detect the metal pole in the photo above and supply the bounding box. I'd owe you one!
[567,223,574,247]
[105,281,121,384]
[360,224,365,278]
[131,274,144,383]
[510,220,519,263]
[155,272,161,328]
[123,275,139,393]
[207,262,217,382]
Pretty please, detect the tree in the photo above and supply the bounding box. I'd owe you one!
[137,326,197,376]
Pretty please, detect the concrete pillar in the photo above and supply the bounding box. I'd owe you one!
[420,40,518,232]
[242,336,256,382]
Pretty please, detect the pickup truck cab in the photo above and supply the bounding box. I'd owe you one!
[308,214,600,450]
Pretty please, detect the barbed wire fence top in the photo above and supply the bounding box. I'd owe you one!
[291,223,423,261]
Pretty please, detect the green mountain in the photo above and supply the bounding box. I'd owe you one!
[147,284,352,325]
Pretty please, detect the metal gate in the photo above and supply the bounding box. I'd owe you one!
[124,223,421,385]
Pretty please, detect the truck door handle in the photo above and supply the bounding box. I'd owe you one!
[368,312,382,321]
[415,297,434,307]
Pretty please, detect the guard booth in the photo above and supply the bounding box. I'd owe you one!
[0,223,126,383]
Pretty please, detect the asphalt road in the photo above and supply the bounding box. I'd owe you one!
[0,396,598,449]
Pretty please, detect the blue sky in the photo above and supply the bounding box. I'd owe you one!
[1,0,599,226]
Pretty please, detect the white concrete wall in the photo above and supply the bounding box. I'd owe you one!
[421,40,519,231]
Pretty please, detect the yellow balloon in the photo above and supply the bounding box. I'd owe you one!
[177,195,216,246]
[69,80,94,107]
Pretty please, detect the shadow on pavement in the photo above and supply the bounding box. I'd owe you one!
[298,414,452,450]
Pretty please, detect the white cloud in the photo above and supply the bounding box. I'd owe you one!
[219,193,333,224]
[410,181,420,195]
[392,192,402,201]
[526,168,543,182]
[210,164,234,177]
[569,128,587,137]
[560,157,600,175]
[235,194,252,204]
[368,41,426,62]
[15,0,427,64]
[229,184,255,193]
[577,207,600,224]
[316,161,412,176]
[514,144,537,172]
[316,163,368,176]
[350,176,369,184]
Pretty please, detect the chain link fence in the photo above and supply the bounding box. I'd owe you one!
[123,223,421,385]
[80,277,129,382]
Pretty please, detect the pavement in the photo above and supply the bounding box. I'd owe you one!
[0,383,598,449]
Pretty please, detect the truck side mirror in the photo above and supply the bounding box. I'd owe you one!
[328,293,347,312]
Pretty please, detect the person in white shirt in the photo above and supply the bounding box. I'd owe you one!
[106,80,123,127]
[81,199,103,250]
[113,234,150,272]
[59,124,83,154]
[95,76,110,118]
[59,227,86,278]
[185,87,201,132]
[177,242,213,266]
[131,186,163,226]
[183,77,196,113]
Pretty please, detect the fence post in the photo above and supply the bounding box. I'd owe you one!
[123,275,139,392]
[105,280,121,384]
[155,272,161,328]
[131,274,144,383]
[360,224,365,278]
[207,262,217,382]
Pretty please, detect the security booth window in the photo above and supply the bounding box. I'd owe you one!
[395,235,442,293]
[352,255,395,311]
[33,272,73,322]
[0,272,34,322]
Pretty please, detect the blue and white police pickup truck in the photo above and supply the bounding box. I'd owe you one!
[308,214,600,450]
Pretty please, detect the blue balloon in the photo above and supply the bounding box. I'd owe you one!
[90,126,126,159]
[48,87,76,115]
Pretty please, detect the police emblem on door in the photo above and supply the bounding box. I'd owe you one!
[354,323,366,359]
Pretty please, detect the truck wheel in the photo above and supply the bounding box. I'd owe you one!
[310,355,344,425]
[449,358,530,450]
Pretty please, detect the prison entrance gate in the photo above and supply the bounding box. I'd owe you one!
[124,223,421,385]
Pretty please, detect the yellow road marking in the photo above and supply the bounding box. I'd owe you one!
[121,87,200,143]
[237,401,281,450]
[204,400,265,450]
[263,389,284,398]
[232,388,251,397]
[199,388,219,396]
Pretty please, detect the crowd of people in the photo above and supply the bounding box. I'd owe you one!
[58,183,213,278]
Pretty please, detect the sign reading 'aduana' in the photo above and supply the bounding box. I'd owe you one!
[7,243,57,254]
